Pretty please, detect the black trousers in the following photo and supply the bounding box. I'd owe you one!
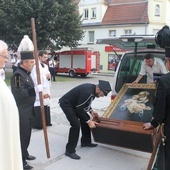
[20,119,32,162]
[49,67,56,81]
[153,124,170,170]
[153,142,170,170]
[31,106,51,129]
[60,101,91,153]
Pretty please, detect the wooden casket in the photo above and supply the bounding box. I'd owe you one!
[92,83,159,153]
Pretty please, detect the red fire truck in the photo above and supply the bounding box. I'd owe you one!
[54,48,100,77]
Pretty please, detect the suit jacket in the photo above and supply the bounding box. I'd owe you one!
[59,83,96,122]
[151,72,170,141]
[11,66,36,119]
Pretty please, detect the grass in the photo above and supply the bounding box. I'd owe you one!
[5,71,76,86]
[5,72,12,86]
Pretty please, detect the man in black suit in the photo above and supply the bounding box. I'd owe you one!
[143,54,170,169]
[59,80,111,160]
[11,51,41,170]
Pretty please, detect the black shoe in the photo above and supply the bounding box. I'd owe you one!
[81,143,98,147]
[65,151,81,160]
[23,163,33,170]
[26,155,36,160]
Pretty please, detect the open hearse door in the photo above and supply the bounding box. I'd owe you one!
[96,35,165,100]
[93,35,165,169]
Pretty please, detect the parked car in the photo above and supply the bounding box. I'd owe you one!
[97,35,166,101]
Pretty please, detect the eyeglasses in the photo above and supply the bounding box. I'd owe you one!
[0,55,8,60]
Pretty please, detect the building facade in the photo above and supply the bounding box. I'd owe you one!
[73,0,170,73]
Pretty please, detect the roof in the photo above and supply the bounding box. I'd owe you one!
[102,1,149,25]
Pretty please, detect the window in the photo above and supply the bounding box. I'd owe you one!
[88,31,94,43]
[108,54,119,71]
[109,30,116,37]
[116,54,143,92]
[91,8,96,18]
[124,29,132,35]
[155,4,160,16]
[84,9,88,19]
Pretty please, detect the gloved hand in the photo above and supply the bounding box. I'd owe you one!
[35,84,43,92]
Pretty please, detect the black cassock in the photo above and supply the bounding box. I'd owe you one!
[11,66,36,162]
[151,72,170,170]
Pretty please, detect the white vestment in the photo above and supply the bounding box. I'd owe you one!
[0,77,23,170]
[31,62,51,106]
[0,68,5,80]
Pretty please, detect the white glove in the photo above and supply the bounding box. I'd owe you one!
[44,98,51,106]
[35,84,43,92]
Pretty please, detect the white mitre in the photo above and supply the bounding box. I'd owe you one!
[17,35,34,52]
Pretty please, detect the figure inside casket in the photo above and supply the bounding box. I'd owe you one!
[120,91,151,116]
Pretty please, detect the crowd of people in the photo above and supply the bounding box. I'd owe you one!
[1,25,170,170]
[0,35,112,170]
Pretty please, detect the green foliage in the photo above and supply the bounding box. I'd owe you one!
[4,71,12,86]
[0,0,84,51]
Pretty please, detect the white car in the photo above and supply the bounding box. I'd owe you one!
[97,35,166,101]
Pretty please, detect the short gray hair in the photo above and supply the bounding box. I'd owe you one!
[0,40,8,54]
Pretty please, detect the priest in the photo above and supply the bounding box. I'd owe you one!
[0,40,23,170]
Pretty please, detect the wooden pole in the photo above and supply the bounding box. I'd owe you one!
[31,18,50,158]
[147,126,161,170]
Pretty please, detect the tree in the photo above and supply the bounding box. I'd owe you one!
[0,0,84,51]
